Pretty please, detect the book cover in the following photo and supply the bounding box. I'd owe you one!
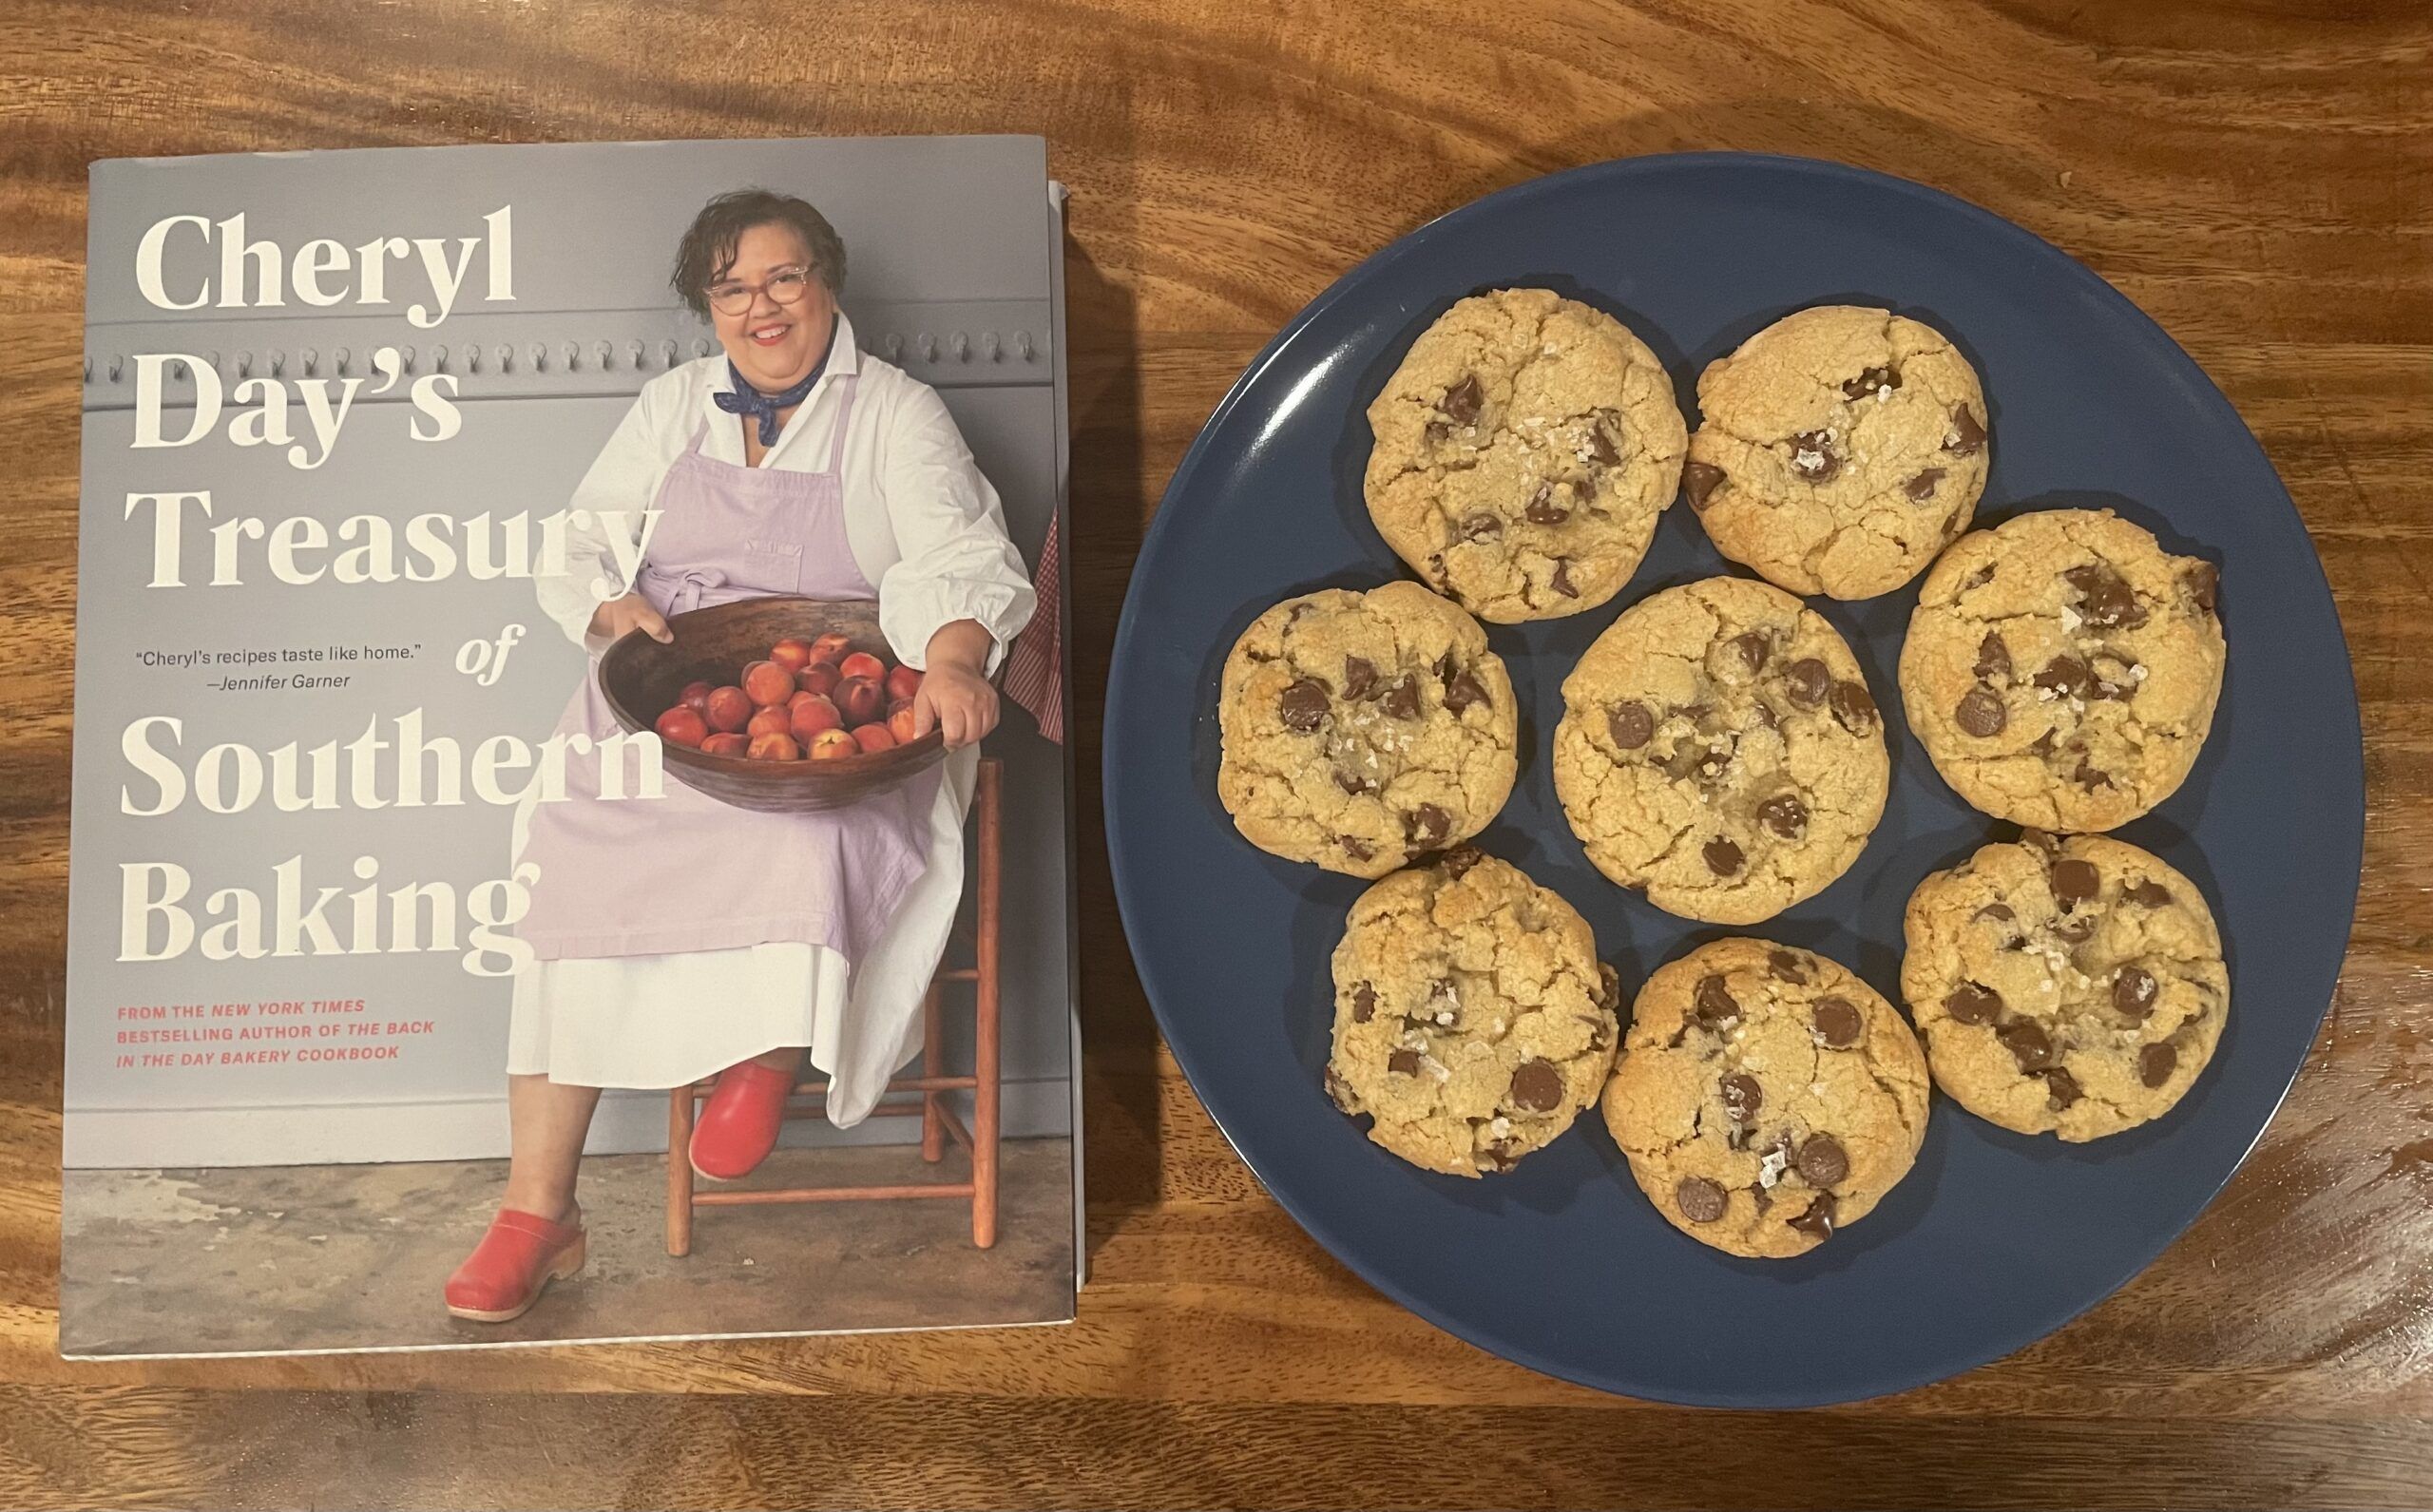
[63,135,1080,1354]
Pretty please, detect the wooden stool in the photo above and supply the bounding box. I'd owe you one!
[664,757,1002,1255]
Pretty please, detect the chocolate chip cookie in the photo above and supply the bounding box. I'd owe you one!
[1364,287,1688,622]
[1326,848,1619,1177]
[1899,508,2225,833]
[1684,305,1989,600]
[1600,938,1930,1258]
[1903,833,2227,1141]
[1551,576,1889,924]
[1216,582,1519,877]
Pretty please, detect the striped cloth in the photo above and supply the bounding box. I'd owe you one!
[1002,514,1063,744]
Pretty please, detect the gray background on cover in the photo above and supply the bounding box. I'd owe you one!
[68,137,1071,1166]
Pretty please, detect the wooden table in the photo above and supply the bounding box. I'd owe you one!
[3,2,2427,1506]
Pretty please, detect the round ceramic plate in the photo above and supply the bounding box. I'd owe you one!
[1102,153,2363,1407]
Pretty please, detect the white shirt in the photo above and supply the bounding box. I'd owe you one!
[538,313,1037,672]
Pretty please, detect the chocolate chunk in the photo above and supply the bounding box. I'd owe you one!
[1608,700,1655,750]
[1381,675,1421,720]
[1550,559,1579,598]
[1752,701,1780,732]
[1769,950,1809,985]
[1509,1058,1564,1113]
[1998,1019,2057,1073]
[1785,658,1830,707]
[1790,430,1841,483]
[1334,768,1377,796]
[1339,834,1374,862]
[2088,669,2135,701]
[2051,857,2099,907]
[2045,1068,2083,1110]
[1975,902,2017,924]
[1789,1194,1837,1240]
[2126,879,2173,908]
[1955,686,2007,737]
[1757,794,1809,840]
[1585,412,1623,466]
[2063,563,2149,630]
[1277,679,1330,732]
[1351,983,1376,1023]
[1830,679,1878,734]
[1682,460,1727,510]
[1676,1177,1729,1224]
[1795,1133,1849,1187]
[1324,1066,1356,1111]
[1572,471,1600,502]
[1905,468,1945,502]
[2186,561,2220,613]
[1596,964,1622,1013]
[1843,365,1899,398]
[1721,1073,1763,1124]
[2073,756,2115,792]
[1975,632,2012,681]
[1440,373,1482,424]
[2051,915,2096,945]
[2139,1042,2178,1087]
[1812,997,1863,1048]
[1703,836,1745,876]
[1424,419,1451,446]
[1438,846,1485,879]
[1695,974,1740,1027]
[2114,966,2158,1019]
[1388,1047,1422,1076]
[1444,666,1489,715]
[1403,804,1451,847]
[2033,656,2091,699]
[1525,483,1568,526]
[2026,729,2059,757]
[1458,511,1502,542]
[1426,552,1449,589]
[1342,656,1377,701]
[1946,403,1986,455]
[1945,982,2002,1025]
[1733,632,1772,674]
[1479,1140,1520,1171]
[1963,563,1997,591]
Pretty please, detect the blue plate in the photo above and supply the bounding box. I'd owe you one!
[1102,153,2363,1407]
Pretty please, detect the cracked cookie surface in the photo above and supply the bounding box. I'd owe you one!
[1217,582,1518,877]
[1903,833,2227,1141]
[1899,507,2225,833]
[1552,577,1888,924]
[1685,305,1988,600]
[1326,849,1619,1177]
[1363,287,1687,622]
[1601,937,1930,1258]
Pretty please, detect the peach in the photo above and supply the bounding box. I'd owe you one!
[886,664,922,703]
[747,705,792,739]
[888,704,920,745]
[852,722,898,754]
[838,651,886,683]
[807,728,858,761]
[769,638,814,674]
[789,694,843,742]
[699,732,750,757]
[746,731,800,762]
[703,685,754,734]
[653,705,709,749]
[796,662,841,698]
[807,632,853,666]
[678,680,715,714]
[834,675,885,726]
[742,659,795,708]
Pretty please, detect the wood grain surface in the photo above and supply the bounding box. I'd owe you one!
[3,1,2430,1506]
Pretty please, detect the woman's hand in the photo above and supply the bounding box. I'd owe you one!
[912,619,1001,750]
[587,591,672,644]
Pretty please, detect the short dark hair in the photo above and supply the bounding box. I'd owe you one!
[670,189,848,317]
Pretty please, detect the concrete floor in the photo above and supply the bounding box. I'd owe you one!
[61,1139,1075,1356]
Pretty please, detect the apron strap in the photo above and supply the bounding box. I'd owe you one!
[823,374,860,474]
[686,416,712,453]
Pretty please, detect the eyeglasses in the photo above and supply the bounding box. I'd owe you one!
[704,266,814,316]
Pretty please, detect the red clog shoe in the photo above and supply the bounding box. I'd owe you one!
[688,1057,800,1180]
[443,1206,585,1323]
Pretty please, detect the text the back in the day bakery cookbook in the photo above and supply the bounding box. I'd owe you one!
[62,136,1081,1355]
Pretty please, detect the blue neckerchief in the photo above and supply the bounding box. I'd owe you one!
[713,322,836,447]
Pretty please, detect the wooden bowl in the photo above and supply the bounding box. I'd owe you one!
[598,596,948,813]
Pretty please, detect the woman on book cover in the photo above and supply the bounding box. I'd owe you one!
[443,189,1040,1322]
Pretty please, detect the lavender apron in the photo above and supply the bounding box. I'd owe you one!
[515,375,937,963]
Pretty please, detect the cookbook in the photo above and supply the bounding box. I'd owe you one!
[64,135,1081,1355]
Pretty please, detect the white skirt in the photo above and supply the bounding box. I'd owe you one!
[506,746,975,1127]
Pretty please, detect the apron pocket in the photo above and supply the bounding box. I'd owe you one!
[738,539,806,596]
